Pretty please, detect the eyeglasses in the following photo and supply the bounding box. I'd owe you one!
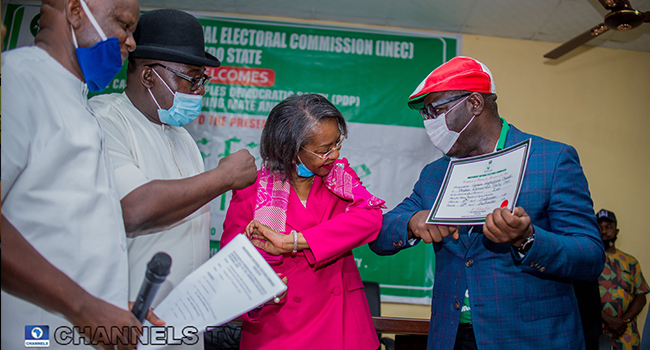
[420,93,471,120]
[147,63,212,92]
[301,134,346,161]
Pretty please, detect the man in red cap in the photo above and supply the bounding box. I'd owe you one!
[371,56,605,350]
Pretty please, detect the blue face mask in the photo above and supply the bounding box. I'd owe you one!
[148,69,203,127]
[71,0,123,92]
[296,156,314,177]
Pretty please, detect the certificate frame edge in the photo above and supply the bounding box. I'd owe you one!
[426,139,532,225]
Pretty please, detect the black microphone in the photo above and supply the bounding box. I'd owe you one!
[131,252,172,323]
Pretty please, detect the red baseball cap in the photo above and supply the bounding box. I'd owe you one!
[408,56,496,110]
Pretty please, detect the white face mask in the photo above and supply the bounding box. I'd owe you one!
[423,95,474,154]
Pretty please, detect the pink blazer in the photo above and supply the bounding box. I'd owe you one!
[221,165,382,350]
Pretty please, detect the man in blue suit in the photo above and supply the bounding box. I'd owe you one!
[370,56,605,350]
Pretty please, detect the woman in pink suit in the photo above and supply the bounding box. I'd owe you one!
[221,93,385,350]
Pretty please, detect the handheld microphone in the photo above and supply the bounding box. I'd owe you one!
[131,252,172,323]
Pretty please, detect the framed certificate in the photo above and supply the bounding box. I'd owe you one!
[426,139,531,225]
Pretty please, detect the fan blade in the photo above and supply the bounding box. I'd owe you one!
[645,11,650,22]
[544,24,609,59]
[597,0,632,10]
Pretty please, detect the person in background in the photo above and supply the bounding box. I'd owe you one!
[221,93,385,350]
[370,56,605,350]
[89,9,257,348]
[597,209,649,350]
[1,1,161,349]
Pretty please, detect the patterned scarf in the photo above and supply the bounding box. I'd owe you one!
[253,158,386,263]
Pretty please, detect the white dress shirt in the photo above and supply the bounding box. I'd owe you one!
[1,46,129,348]
[89,92,210,309]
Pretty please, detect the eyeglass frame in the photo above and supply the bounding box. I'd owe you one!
[301,134,347,161]
[146,63,212,92]
[419,92,472,120]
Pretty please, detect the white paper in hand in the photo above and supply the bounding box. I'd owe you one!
[137,234,286,349]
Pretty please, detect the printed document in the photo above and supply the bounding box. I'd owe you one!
[138,234,286,349]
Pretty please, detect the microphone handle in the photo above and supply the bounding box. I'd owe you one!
[131,278,163,323]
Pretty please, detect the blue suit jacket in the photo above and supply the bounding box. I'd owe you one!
[370,125,605,350]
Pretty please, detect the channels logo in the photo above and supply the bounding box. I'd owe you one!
[25,325,50,347]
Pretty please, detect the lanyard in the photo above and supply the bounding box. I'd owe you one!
[496,117,510,151]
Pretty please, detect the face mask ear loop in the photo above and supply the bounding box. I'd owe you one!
[70,24,79,48]
[146,68,168,110]
[78,0,108,41]
[147,88,163,110]
[65,1,80,49]
[458,114,476,135]
[151,68,176,96]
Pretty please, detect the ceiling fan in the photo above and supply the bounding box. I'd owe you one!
[544,0,650,59]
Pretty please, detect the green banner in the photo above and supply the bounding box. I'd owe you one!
[187,13,458,303]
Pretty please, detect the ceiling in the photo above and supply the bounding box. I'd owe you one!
[139,0,650,55]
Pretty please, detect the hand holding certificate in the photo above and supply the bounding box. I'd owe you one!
[426,139,531,225]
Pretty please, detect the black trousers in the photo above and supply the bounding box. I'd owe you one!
[453,323,478,350]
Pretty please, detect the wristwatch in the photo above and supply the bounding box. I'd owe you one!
[516,231,535,255]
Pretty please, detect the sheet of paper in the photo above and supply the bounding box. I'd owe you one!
[137,234,286,349]
[426,139,531,225]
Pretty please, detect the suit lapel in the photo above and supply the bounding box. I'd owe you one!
[458,225,483,250]
[506,125,536,157]
[458,226,471,249]
[505,125,536,211]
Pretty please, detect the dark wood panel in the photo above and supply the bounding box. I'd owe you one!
[372,316,430,335]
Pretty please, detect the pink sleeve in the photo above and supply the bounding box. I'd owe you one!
[302,165,384,268]
[220,184,255,248]
[302,207,382,268]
